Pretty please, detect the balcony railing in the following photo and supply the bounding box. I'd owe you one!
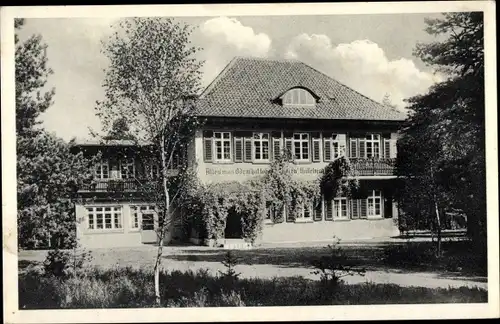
[349,158,396,176]
[79,179,159,193]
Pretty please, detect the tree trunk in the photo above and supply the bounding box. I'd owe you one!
[434,199,442,258]
[153,134,171,307]
[429,166,442,258]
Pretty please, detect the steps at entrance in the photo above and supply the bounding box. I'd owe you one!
[222,239,252,250]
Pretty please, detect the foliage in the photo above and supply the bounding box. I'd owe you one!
[97,17,205,305]
[102,117,136,141]
[18,266,487,309]
[180,153,358,243]
[43,245,93,278]
[15,18,55,137]
[15,20,97,249]
[218,251,241,289]
[396,12,485,253]
[319,157,359,201]
[311,236,366,291]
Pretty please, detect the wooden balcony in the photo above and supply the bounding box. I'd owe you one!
[79,179,159,193]
[349,158,396,176]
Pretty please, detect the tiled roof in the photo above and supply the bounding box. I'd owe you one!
[197,57,406,121]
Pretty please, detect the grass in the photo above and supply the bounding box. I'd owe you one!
[18,267,488,309]
[18,239,487,277]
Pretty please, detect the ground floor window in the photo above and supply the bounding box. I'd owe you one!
[367,190,383,218]
[130,205,156,230]
[333,197,349,219]
[295,203,313,221]
[87,206,122,230]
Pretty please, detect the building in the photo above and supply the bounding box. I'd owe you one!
[73,57,407,248]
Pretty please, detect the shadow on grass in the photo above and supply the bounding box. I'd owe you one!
[163,240,487,278]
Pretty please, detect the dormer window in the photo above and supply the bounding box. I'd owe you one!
[282,88,316,106]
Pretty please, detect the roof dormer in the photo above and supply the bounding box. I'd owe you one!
[278,87,318,107]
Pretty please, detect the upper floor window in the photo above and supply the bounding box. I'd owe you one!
[349,133,385,159]
[253,133,270,161]
[324,134,346,162]
[95,160,109,179]
[214,131,232,162]
[292,133,310,161]
[365,134,381,158]
[120,158,135,179]
[282,88,316,106]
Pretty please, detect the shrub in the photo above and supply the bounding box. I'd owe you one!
[383,241,438,268]
[43,246,93,278]
[311,236,366,292]
[18,266,487,309]
[218,251,241,290]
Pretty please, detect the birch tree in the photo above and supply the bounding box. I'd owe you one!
[97,17,203,306]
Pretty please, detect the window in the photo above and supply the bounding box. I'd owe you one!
[365,134,381,158]
[120,158,135,179]
[149,161,160,179]
[296,203,313,221]
[293,133,309,161]
[367,190,383,218]
[282,88,316,106]
[313,197,323,221]
[349,138,358,158]
[214,132,232,162]
[333,197,349,219]
[130,205,156,230]
[253,133,270,161]
[87,206,122,231]
[95,160,109,179]
[324,134,346,161]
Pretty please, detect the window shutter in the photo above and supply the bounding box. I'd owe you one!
[285,139,293,159]
[325,199,333,220]
[324,138,332,161]
[351,199,360,219]
[244,137,253,162]
[359,139,366,158]
[312,138,321,162]
[313,198,323,221]
[273,138,281,160]
[203,138,213,162]
[360,199,368,219]
[349,139,358,158]
[234,137,243,162]
[384,139,391,158]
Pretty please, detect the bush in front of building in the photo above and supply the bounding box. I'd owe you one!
[180,155,360,245]
[42,245,94,278]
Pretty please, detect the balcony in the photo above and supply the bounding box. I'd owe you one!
[349,158,396,177]
[79,179,159,193]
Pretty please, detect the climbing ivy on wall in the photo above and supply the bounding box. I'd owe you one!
[178,153,359,244]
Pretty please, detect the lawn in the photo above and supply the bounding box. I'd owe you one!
[18,239,487,277]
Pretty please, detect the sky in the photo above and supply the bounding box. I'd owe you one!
[17,13,445,141]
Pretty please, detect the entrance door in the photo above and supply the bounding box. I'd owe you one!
[224,209,243,239]
[140,212,157,244]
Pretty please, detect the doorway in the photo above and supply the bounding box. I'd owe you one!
[140,212,157,244]
[224,209,243,239]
